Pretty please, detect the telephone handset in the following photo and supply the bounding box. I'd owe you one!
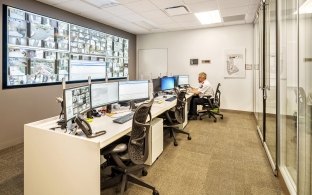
[75,114,106,138]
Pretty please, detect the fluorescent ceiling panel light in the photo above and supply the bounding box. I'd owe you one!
[194,10,222,25]
[164,5,190,16]
[294,0,312,14]
[81,0,120,8]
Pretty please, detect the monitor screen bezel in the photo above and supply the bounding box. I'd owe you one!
[118,80,149,102]
[160,76,175,91]
[90,82,119,109]
[178,75,189,86]
[63,84,91,122]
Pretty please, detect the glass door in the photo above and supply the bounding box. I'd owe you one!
[298,0,312,193]
[264,0,278,172]
[254,0,277,173]
[254,5,264,141]
[278,0,298,193]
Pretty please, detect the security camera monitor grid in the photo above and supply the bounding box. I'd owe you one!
[64,85,91,121]
[91,82,118,108]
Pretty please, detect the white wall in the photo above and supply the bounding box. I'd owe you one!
[137,24,254,112]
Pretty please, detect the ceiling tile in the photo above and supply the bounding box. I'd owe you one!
[187,1,219,13]
[125,0,159,13]
[102,5,136,15]
[149,0,185,9]
[54,0,97,14]
[219,0,252,9]
[118,12,145,22]
[140,9,168,19]
[148,17,175,25]
[171,14,199,23]
[220,6,250,17]
[117,0,141,4]
[37,0,70,5]
[183,0,209,5]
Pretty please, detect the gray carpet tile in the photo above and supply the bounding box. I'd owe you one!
[0,111,285,195]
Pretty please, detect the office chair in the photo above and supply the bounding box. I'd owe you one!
[199,83,224,122]
[101,99,159,195]
[163,89,191,146]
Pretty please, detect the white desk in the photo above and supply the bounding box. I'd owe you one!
[24,94,192,195]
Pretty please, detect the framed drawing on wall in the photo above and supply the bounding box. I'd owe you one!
[224,48,246,78]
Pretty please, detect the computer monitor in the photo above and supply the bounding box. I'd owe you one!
[161,77,175,91]
[152,78,161,93]
[118,80,149,102]
[91,82,118,108]
[178,75,189,86]
[63,85,91,121]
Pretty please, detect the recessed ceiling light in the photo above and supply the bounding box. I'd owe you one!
[194,10,222,25]
[81,0,120,8]
[295,0,312,14]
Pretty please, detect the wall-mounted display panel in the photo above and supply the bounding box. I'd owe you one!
[3,6,129,89]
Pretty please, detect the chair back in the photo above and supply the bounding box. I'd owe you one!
[174,90,187,124]
[128,99,154,165]
[214,83,221,108]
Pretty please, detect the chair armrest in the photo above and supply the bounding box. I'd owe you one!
[130,131,146,147]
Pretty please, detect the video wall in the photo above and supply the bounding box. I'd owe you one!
[3,6,129,89]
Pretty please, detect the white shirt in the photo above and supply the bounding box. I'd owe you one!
[198,80,214,98]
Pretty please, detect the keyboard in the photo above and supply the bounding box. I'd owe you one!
[113,112,134,124]
[165,96,177,102]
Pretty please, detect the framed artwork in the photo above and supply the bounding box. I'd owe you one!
[224,48,246,78]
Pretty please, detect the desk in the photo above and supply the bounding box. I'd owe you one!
[24,94,192,195]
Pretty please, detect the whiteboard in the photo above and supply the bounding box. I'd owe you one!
[138,48,168,80]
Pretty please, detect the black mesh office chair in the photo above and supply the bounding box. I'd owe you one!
[163,89,191,146]
[199,83,224,122]
[101,99,159,195]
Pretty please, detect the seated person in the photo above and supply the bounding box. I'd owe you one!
[188,72,214,120]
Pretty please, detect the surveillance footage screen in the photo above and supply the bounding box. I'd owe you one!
[64,85,90,121]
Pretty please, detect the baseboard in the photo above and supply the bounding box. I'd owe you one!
[277,168,291,195]
[0,137,24,152]
[220,109,253,115]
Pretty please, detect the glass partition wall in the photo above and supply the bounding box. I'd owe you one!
[254,0,311,194]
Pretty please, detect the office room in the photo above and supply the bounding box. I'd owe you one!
[0,0,311,195]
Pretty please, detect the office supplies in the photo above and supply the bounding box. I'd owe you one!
[160,77,175,91]
[165,96,177,102]
[113,112,134,124]
[75,114,106,138]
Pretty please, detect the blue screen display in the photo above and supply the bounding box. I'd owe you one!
[161,77,175,91]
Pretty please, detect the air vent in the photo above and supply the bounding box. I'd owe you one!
[222,14,246,22]
[81,0,120,8]
[164,5,191,16]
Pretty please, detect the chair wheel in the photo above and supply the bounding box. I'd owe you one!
[174,142,178,146]
[221,116,223,119]
[142,168,148,176]
[199,118,202,120]
[153,190,159,195]
[188,136,192,140]
[214,119,217,122]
